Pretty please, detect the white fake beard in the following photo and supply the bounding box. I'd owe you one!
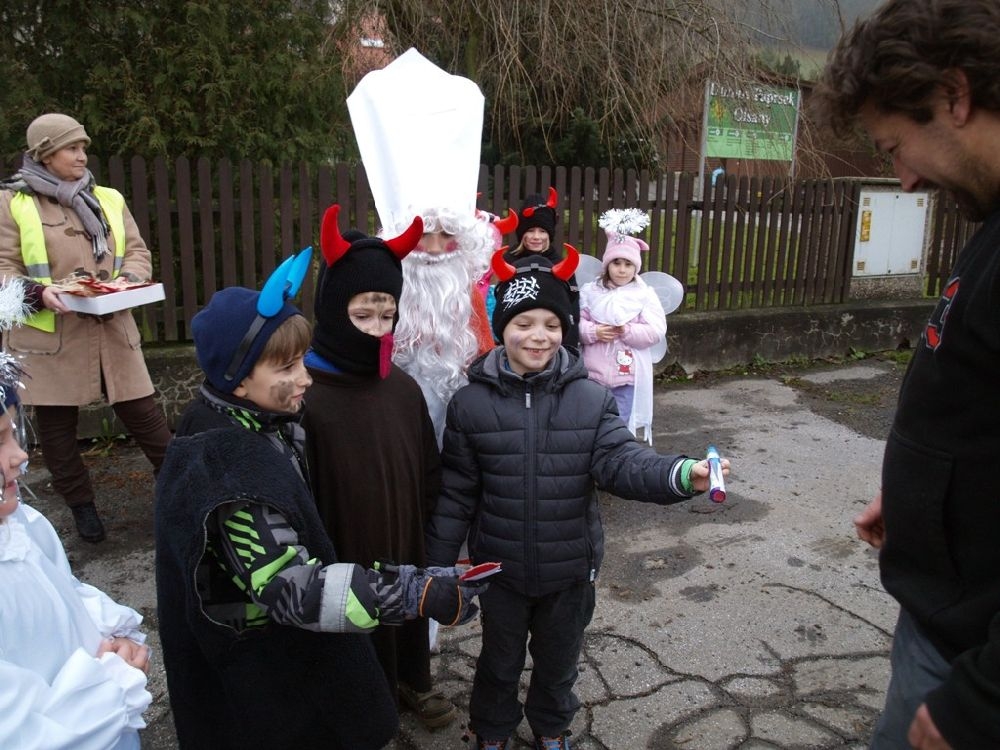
[394,245,480,404]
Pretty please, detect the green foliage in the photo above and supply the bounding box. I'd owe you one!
[84,417,127,458]
[0,1,353,163]
[553,110,607,168]
[847,346,869,360]
[882,348,913,366]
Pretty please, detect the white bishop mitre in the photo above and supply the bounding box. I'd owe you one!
[347,47,485,234]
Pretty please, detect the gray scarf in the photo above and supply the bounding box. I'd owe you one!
[4,155,111,261]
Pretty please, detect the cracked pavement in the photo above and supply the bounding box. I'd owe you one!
[23,358,905,749]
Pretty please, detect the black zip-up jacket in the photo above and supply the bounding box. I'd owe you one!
[880,212,1000,746]
[425,347,695,597]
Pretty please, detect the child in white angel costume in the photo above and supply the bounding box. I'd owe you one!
[0,280,150,749]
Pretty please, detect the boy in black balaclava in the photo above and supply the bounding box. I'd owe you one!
[302,205,460,729]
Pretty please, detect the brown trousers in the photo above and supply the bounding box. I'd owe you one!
[34,395,171,508]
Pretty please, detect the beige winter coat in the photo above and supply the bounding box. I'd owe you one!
[0,189,157,406]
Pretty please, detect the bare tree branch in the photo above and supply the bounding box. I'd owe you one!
[347,0,808,169]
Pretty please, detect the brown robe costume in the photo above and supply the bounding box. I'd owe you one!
[303,363,441,695]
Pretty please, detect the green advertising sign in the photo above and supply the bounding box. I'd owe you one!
[703,81,800,161]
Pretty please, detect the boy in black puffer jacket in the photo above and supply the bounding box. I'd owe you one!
[155,249,484,750]
[425,248,730,750]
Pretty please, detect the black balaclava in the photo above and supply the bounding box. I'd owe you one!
[311,206,421,377]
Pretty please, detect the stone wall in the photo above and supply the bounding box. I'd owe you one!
[665,299,932,374]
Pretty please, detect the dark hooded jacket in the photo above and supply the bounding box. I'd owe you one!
[155,388,397,749]
[425,347,695,597]
[880,212,1000,747]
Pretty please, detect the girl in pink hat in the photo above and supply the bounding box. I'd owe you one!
[579,209,667,444]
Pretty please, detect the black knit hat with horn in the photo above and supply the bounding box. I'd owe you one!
[491,245,579,340]
[514,187,559,244]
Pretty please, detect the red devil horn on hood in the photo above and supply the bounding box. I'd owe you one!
[521,188,558,218]
[553,244,580,280]
[493,208,518,235]
[383,215,424,259]
[320,205,351,267]
[491,248,516,282]
[321,206,423,266]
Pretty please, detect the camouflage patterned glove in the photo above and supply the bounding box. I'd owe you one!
[370,563,487,626]
[367,563,407,625]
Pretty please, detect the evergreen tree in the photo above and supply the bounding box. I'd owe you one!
[0,0,352,163]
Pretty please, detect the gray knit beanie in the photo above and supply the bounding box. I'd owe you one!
[26,113,91,161]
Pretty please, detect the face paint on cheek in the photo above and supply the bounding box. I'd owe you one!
[506,332,526,348]
[270,379,297,410]
[445,239,459,253]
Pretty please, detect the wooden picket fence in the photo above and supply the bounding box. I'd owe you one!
[1,156,975,343]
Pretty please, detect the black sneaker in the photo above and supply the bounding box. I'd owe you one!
[71,503,106,543]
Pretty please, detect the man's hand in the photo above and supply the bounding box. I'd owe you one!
[854,491,885,549]
[908,703,952,749]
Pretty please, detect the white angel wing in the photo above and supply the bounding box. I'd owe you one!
[640,271,686,363]
[575,253,604,287]
[641,271,685,315]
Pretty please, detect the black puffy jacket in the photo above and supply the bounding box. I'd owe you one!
[425,347,695,597]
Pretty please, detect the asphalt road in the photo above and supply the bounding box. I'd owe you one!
[23,354,908,749]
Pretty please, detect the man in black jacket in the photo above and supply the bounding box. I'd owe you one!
[813,1,1000,747]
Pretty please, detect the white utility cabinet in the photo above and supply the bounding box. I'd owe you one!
[852,190,929,276]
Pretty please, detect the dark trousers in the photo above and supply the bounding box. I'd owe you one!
[870,608,951,749]
[35,395,171,508]
[471,581,596,740]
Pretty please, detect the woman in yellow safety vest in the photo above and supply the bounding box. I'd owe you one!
[0,113,171,543]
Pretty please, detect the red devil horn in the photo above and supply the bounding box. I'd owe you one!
[383,215,424,259]
[491,248,517,282]
[546,186,558,209]
[320,205,351,267]
[493,208,518,235]
[553,244,580,280]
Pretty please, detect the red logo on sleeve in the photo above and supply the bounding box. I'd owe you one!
[925,277,959,350]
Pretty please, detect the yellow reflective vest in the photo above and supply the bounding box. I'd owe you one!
[8,187,126,332]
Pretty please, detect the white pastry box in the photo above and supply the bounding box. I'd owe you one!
[60,283,166,315]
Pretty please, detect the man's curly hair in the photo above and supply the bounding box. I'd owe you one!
[812,0,1000,137]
